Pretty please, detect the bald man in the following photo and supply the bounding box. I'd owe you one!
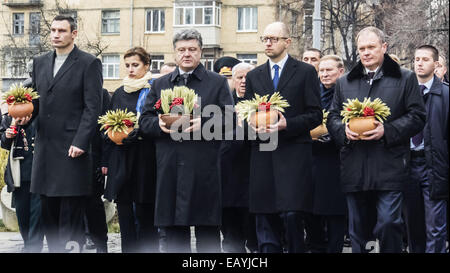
[244,21,322,253]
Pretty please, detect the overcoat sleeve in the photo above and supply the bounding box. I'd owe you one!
[326,78,347,147]
[284,67,322,135]
[139,82,163,138]
[383,72,426,147]
[71,58,103,151]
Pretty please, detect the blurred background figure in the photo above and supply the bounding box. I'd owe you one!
[159,62,177,76]
[435,55,449,83]
[214,56,241,91]
[302,48,321,72]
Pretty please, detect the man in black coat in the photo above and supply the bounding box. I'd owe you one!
[139,29,233,253]
[28,15,102,252]
[403,45,448,253]
[244,22,322,253]
[327,27,426,253]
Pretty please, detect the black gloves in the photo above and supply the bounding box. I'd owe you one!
[121,128,140,145]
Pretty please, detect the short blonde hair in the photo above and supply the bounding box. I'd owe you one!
[319,55,344,69]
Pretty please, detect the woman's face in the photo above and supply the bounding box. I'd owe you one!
[124,55,149,79]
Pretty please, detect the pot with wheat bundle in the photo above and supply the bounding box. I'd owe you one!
[154,86,198,130]
[98,108,137,145]
[235,92,290,130]
[2,83,40,119]
[340,97,391,139]
[310,110,329,140]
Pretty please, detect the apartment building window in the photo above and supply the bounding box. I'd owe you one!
[102,55,120,79]
[237,7,257,32]
[146,9,165,33]
[150,55,164,73]
[6,60,27,78]
[29,12,41,46]
[102,10,120,34]
[13,13,24,35]
[174,1,221,26]
[303,8,313,37]
[237,54,257,65]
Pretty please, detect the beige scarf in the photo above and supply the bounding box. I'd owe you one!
[123,71,152,93]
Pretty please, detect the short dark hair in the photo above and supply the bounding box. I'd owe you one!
[304,48,322,58]
[123,47,151,65]
[53,15,77,32]
[416,45,439,61]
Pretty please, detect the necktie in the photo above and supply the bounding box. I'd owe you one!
[367,72,375,79]
[178,73,189,86]
[411,85,427,146]
[273,64,280,90]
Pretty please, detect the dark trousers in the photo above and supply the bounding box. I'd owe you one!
[85,195,108,252]
[116,202,159,253]
[255,212,306,253]
[324,215,346,253]
[412,156,448,253]
[303,213,327,252]
[40,195,87,253]
[221,207,257,253]
[164,226,220,253]
[402,156,427,253]
[346,191,403,253]
[12,180,44,252]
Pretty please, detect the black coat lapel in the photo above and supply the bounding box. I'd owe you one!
[276,56,296,93]
[48,46,79,91]
[257,61,275,95]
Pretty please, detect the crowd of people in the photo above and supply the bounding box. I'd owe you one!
[0,15,448,253]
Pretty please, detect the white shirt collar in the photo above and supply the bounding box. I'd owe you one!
[364,66,380,75]
[269,54,289,72]
[178,68,193,75]
[420,77,434,94]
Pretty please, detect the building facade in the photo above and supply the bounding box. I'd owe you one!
[2,0,306,92]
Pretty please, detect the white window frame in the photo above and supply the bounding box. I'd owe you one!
[150,55,165,73]
[29,12,41,46]
[237,7,257,32]
[145,9,165,33]
[237,54,257,65]
[102,55,120,79]
[102,10,120,34]
[173,1,221,27]
[13,13,25,35]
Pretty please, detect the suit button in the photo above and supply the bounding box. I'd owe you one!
[47,114,50,118]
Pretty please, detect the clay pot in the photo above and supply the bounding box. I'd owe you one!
[249,110,278,129]
[107,127,133,145]
[348,116,376,139]
[160,114,192,130]
[8,102,33,119]
[310,124,328,140]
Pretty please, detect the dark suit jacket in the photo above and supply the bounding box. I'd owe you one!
[30,45,102,196]
[245,55,322,213]
[139,63,234,226]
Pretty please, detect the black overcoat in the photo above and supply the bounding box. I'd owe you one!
[220,92,251,208]
[30,46,102,196]
[327,54,426,193]
[139,64,234,226]
[422,76,449,200]
[244,56,323,214]
[103,86,157,204]
[311,84,346,216]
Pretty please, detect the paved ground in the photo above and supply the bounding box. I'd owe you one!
[0,230,353,253]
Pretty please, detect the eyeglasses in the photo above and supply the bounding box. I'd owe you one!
[260,36,289,43]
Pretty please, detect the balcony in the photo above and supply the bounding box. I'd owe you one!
[3,0,43,8]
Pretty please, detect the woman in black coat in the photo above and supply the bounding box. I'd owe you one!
[103,47,158,253]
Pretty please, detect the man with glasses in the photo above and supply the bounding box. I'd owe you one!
[244,22,322,253]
